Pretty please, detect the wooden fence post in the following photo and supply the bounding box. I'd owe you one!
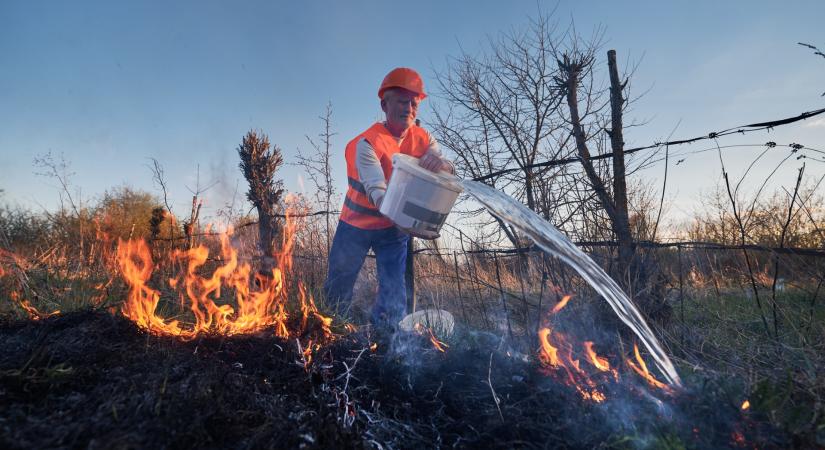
[678,244,684,344]
[493,252,513,340]
[405,237,416,315]
[453,251,468,324]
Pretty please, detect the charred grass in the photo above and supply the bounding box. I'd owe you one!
[0,308,785,449]
[0,310,357,449]
[0,239,822,448]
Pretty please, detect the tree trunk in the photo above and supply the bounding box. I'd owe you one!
[405,238,416,314]
[560,55,620,229]
[607,49,635,282]
[560,52,634,281]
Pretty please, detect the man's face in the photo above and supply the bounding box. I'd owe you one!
[381,88,421,132]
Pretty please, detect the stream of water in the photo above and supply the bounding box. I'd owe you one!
[460,180,682,387]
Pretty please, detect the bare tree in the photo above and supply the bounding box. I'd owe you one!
[430,14,575,247]
[431,12,672,319]
[147,157,178,242]
[557,48,634,282]
[182,164,217,250]
[33,151,90,260]
[33,151,82,218]
[238,130,284,274]
[294,101,338,254]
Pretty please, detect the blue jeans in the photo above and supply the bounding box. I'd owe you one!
[324,220,409,325]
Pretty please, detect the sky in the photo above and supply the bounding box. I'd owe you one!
[1,0,823,236]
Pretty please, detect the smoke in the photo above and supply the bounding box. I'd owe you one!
[207,150,245,225]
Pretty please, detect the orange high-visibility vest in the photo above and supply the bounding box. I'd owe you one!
[340,123,431,229]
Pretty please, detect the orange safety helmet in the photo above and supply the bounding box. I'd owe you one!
[378,67,427,100]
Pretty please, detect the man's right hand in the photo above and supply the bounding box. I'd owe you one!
[418,149,451,173]
[397,225,439,240]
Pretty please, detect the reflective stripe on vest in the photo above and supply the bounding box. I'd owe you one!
[347,177,367,195]
[344,196,384,217]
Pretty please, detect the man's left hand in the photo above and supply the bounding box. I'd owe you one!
[418,150,450,173]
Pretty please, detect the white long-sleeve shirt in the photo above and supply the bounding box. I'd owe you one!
[356,128,454,207]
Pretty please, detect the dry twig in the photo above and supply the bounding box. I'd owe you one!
[486,352,504,422]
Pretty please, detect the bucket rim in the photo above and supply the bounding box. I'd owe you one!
[392,154,464,194]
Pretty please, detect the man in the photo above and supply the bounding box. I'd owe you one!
[324,67,454,327]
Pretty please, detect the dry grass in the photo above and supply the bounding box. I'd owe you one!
[1,209,824,446]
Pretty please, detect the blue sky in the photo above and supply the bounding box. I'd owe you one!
[1,0,823,231]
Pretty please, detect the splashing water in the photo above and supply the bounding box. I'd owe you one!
[461,180,682,387]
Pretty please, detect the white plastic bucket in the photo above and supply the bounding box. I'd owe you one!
[379,154,463,236]
[398,308,455,338]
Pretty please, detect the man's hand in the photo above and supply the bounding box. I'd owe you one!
[397,225,440,240]
[418,149,450,173]
[372,190,385,209]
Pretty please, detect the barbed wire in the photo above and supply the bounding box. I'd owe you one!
[476,241,824,258]
[472,107,825,182]
[154,106,825,243]
[644,142,825,168]
[149,106,825,254]
[150,210,341,241]
[397,240,825,259]
[232,239,825,263]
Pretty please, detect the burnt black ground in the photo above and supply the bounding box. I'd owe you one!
[0,311,355,449]
[0,311,781,449]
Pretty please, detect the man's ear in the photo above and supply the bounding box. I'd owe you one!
[380,98,387,113]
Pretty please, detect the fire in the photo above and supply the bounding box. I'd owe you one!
[550,294,571,315]
[538,326,608,402]
[429,331,449,352]
[537,296,612,402]
[2,252,59,320]
[583,341,610,371]
[537,295,673,402]
[538,328,560,366]
[626,344,672,393]
[20,300,60,320]
[741,400,750,410]
[413,322,449,352]
[9,292,60,320]
[583,341,617,381]
[116,211,334,347]
[731,430,747,447]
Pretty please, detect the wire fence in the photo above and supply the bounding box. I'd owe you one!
[273,105,825,339]
[137,105,824,336]
[472,106,825,182]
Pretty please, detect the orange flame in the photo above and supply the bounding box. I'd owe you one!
[741,400,750,410]
[626,344,672,393]
[538,328,560,366]
[9,292,60,321]
[537,295,673,402]
[116,212,334,348]
[413,323,449,352]
[583,341,618,381]
[583,341,610,371]
[550,295,571,315]
[20,300,60,320]
[731,430,746,447]
[429,331,449,352]
[538,325,606,403]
